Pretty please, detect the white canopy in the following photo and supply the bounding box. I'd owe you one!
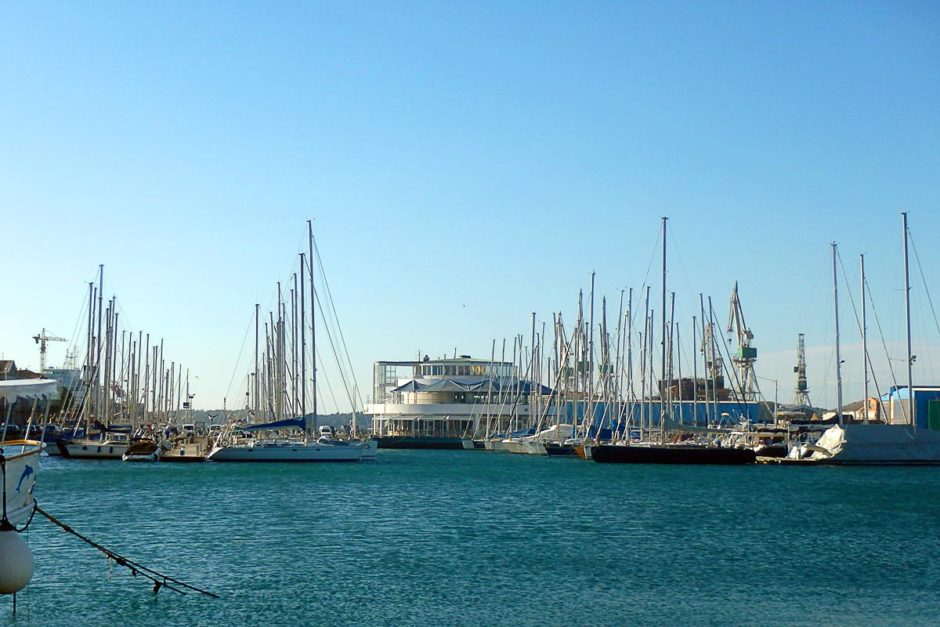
[0,379,59,403]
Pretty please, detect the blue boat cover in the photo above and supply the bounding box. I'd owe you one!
[241,416,307,432]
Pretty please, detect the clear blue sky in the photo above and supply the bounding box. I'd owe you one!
[3,1,939,411]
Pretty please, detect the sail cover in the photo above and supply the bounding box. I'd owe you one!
[241,416,307,432]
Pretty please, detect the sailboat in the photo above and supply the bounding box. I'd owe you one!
[58,268,132,460]
[206,416,365,462]
[807,213,940,465]
[207,221,365,463]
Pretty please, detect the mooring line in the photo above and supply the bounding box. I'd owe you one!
[33,504,220,599]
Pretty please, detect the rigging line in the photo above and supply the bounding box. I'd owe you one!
[314,289,354,412]
[865,316,888,420]
[908,232,940,339]
[837,249,887,409]
[111,297,136,342]
[312,234,365,409]
[231,309,260,411]
[34,504,219,599]
[665,221,694,300]
[315,345,340,414]
[865,276,902,400]
[636,222,663,314]
[65,283,91,367]
[836,249,862,332]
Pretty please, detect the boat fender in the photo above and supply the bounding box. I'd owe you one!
[0,523,33,594]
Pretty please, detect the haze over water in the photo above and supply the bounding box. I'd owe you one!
[10,452,940,625]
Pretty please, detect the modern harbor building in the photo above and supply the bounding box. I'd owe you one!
[365,355,548,448]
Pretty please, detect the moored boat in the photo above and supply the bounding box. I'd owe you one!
[207,427,364,463]
[122,437,163,462]
[1,379,58,525]
[545,442,578,457]
[58,432,130,459]
[592,442,756,465]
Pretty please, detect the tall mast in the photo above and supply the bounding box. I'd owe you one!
[626,288,633,416]
[84,281,93,425]
[276,282,283,419]
[530,311,537,431]
[588,272,595,436]
[648,308,655,436]
[902,211,914,428]
[861,254,869,424]
[292,272,298,415]
[254,303,260,417]
[832,242,843,427]
[667,290,675,431]
[641,286,650,438]
[699,293,708,426]
[158,339,165,422]
[308,219,318,433]
[300,253,306,418]
[142,334,150,420]
[660,217,667,430]
[96,265,104,420]
[692,315,698,427]
[614,290,624,414]
[707,296,718,425]
[574,291,582,436]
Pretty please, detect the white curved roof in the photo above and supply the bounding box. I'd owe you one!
[0,378,59,402]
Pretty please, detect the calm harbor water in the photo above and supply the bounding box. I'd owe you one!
[6,451,940,625]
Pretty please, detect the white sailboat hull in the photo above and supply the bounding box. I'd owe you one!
[359,438,379,461]
[522,440,547,455]
[207,440,363,462]
[60,440,129,459]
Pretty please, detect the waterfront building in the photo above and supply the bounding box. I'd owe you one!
[366,356,547,449]
[882,386,940,431]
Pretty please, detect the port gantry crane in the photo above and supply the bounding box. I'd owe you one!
[33,328,67,373]
[727,282,758,401]
[793,332,811,406]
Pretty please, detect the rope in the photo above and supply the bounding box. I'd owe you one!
[909,232,940,338]
[33,504,219,599]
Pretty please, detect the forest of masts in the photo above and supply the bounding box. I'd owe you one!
[55,265,195,432]
[471,271,761,442]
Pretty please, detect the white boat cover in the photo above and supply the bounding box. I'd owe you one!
[811,423,940,464]
[0,379,58,403]
[529,423,573,442]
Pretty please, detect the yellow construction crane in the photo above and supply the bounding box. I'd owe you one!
[33,328,67,373]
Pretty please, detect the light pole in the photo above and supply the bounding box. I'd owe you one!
[756,376,779,426]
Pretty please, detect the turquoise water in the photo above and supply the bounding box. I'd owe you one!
[5,451,940,626]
